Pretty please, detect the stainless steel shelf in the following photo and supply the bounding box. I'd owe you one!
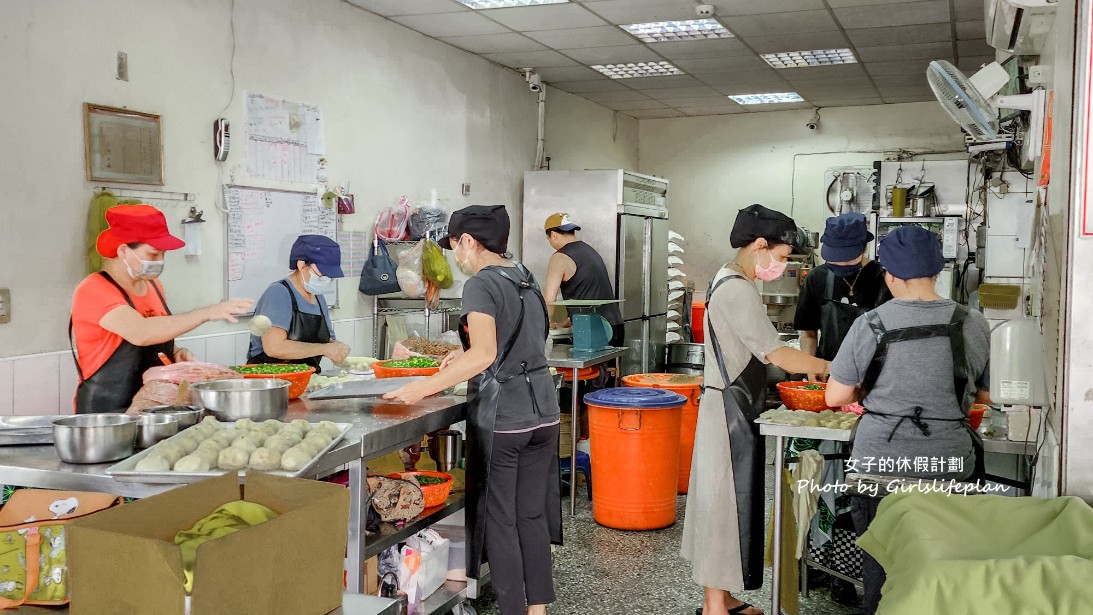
[421,580,468,615]
[362,494,465,560]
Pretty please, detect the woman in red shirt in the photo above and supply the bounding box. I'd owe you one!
[70,205,252,413]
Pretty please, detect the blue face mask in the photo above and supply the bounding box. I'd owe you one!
[304,272,336,295]
[828,262,863,279]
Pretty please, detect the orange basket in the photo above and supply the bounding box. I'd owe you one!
[389,471,453,508]
[372,360,441,379]
[237,365,315,400]
[776,381,833,412]
[968,404,988,430]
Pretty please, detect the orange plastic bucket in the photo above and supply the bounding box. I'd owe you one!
[562,366,601,382]
[691,301,706,343]
[622,373,703,494]
[584,387,685,530]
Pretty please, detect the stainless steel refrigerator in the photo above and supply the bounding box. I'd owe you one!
[522,170,669,375]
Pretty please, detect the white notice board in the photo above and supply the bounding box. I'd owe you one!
[224,186,337,308]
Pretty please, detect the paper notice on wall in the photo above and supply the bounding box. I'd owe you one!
[245,92,324,183]
[228,251,245,281]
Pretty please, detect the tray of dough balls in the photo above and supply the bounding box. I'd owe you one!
[106,416,352,483]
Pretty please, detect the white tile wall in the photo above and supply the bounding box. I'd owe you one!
[0,360,13,416]
[1,318,378,414]
[14,354,61,416]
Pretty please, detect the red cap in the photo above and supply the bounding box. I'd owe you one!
[96,205,185,257]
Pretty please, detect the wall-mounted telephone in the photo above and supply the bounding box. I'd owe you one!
[213,118,230,162]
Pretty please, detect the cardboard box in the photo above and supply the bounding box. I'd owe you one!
[68,472,349,615]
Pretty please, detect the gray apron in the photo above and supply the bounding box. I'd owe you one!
[703,274,767,590]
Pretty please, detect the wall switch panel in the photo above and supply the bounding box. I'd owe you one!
[0,288,9,324]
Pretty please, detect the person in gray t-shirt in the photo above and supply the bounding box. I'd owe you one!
[826,226,990,615]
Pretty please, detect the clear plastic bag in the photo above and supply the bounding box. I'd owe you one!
[395,240,426,298]
[375,197,412,242]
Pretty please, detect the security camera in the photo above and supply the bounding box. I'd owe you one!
[528,73,542,92]
[806,108,820,131]
[696,4,716,17]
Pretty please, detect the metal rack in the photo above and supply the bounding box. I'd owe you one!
[372,297,462,358]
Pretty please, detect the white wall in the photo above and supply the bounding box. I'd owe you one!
[0,0,635,413]
[637,103,966,290]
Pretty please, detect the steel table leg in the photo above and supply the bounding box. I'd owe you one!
[570,367,580,515]
[772,435,786,615]
[345,458,365,593]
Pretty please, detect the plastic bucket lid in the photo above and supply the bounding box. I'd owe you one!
[584,387,686,409]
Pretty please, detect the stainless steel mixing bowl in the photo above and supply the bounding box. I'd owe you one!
[191,379,289,421]
[53,414,137,464]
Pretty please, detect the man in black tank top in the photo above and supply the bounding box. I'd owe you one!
[542,213,624,346]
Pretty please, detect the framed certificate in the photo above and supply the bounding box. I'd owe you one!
[84,103,164,185]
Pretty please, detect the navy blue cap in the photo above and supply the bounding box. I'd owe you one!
[877,226,945,280]
[820,213,874,262]
[584,387,687,409]
[289,235,344,278]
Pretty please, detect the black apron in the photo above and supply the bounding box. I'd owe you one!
[703,274,767,591]
[816,266,871,361]
[70,272,175,414]
[462,265,562,580]
[247,280,332,370]
[852,303,985,479]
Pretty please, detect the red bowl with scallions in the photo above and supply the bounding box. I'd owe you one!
[231,364,315,400]
[776,381,834,412]
[372,358,441,379]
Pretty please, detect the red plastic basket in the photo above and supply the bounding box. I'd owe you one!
[776,381,833,412]
[389,471,453,508]
[372,360,441,379]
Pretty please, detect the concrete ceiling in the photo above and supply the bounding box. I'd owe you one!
[348,0,991,118]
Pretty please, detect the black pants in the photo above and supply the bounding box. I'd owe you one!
[487,424,559,615]
[851,496,885,615]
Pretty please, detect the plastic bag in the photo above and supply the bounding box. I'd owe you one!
[421,239,453,289]
[395,240,426,298]
[409,205,448,240]
[375,197,412,242]
[141,361,241,385]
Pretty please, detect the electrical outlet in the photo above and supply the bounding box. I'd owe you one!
[0,288,9,324]
[461,183,471,196]
[116,52,129,81]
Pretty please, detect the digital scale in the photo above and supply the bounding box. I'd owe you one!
[548,299,623,353]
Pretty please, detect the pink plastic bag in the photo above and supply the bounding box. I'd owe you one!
[141,361,241,385]
[375,197,412,242]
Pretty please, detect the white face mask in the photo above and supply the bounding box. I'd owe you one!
[454,238,475,276]
[123,250,164,280]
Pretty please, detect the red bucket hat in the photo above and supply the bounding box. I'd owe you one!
[96,204,185,258]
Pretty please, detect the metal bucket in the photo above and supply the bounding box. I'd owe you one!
[666,343,704,375]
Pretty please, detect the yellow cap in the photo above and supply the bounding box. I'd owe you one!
[544,213,581,232]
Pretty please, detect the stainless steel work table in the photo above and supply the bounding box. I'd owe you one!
[759,418,1039,615]
[546,344,628,514]
[0,394,467,610]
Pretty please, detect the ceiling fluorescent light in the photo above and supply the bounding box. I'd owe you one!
[729,92,805,104]
[620,18,732,43]
[591,61,684,79]
[455,0,569,8]
[762,48,857,69]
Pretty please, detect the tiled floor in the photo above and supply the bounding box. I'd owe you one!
[470,466,861,615]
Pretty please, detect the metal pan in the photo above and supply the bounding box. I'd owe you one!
[106,421,353,484]
[0,416,58,446]
[307,376,426,400]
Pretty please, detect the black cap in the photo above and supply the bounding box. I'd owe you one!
[438,205,510,254]
[729,204,799,249]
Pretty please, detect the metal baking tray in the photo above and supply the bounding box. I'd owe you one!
[106,421,353,484]
[0,416,57,446]
[307,376,425,401]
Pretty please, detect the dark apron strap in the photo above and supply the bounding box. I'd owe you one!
[69,272,146,382]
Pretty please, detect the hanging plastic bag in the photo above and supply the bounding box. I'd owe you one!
[421,239,453,289]
[395,240,426,298]
[424,278,440,310]
[409,205,448,240]
[375,197,412,242]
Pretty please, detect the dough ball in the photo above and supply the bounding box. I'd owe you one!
[264,434,295,454]
[135,455,170,472]
[197,439,225,453]
[217,447,249,470]
[212,431,237,447]
[175,436,199,455]
[243,431,266,447]
[155,443,185,466]
[289,419,310,433]
[316,421,341,439]
[231,437,258,454]
[248,447,282,471]
[279,430,303,445]
[295,439,324,457]
[173,454,211,473]
[234,418,256,432]
[259,420,283,436]
[192,448,219,468]
[304,432,333,452]
[280,446,313,472]
[200,416,223,430]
